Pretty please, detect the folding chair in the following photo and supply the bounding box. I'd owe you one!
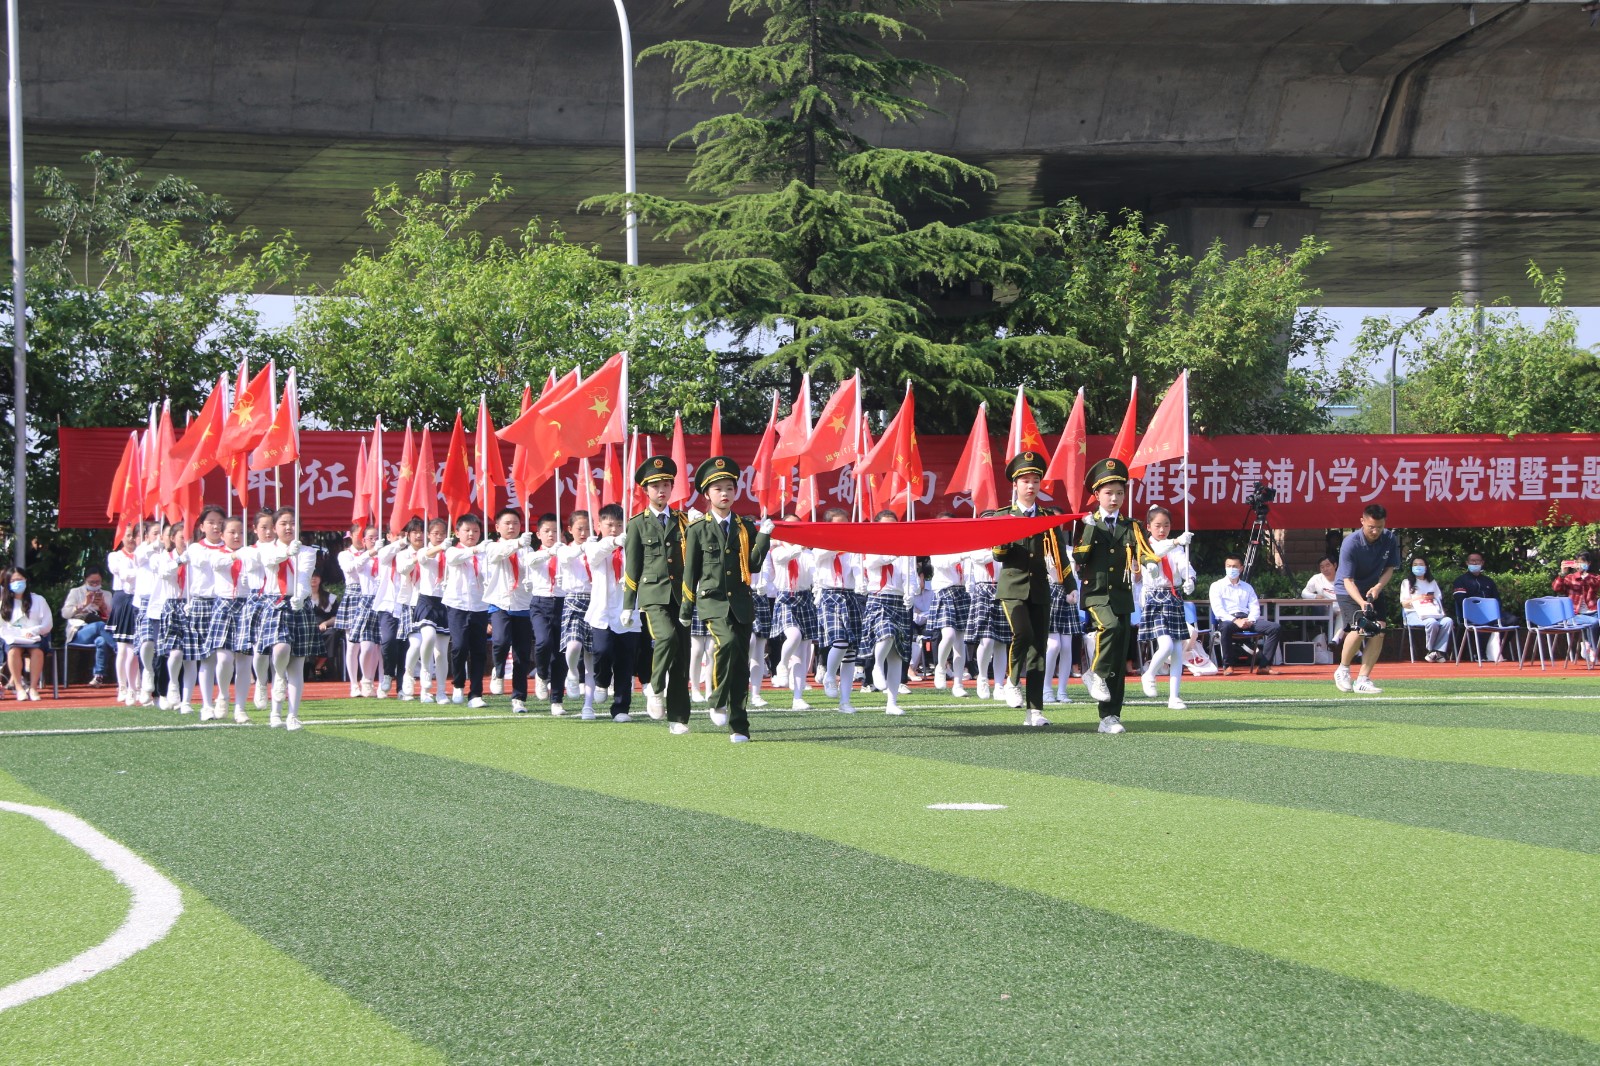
[1402,610,1455,663]
[1455,597,1520,668]
[1521,597,1596,670]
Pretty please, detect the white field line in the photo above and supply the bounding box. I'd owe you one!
[0,802,183,1013]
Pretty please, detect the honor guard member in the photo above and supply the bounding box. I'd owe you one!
[678,456,774,743]
[622,456,692,730]
[1073,457,1155,733]
[984,451,1070,727]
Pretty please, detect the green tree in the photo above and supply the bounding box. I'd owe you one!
[1,152,299,584]
[585,0,1072,429]
[293,170,714,433]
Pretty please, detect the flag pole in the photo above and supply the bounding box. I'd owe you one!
[269,374,280,511]
[374,419,384,539]
[479,393,489,530]
[1182,369,1191,535]
[620,352,633,522]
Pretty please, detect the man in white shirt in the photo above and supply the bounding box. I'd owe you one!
[1208,555,1281,674]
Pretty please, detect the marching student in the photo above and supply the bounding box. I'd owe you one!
[687,603,713,706]
[677,456,774,742]
[861,511,913,717]
[150,521,191,712]
[812,508,862,714]
[203,514,250,723]
[621,458,690,730]
[178,505,231,719]
[132,521,167,706]
[371,530,411,698]
[1044,551,1081,706]
[254,507,322,730]
[483,508,536,713]
[1074,457,1153,734]
[584,503,639,722]
[986,452,1068,726]
[413,518,454,704]
[556,509,597,717]
[768,519,817,711]
[443,513,490,708]
[240,509,278,711]
[966,547,1010,702]
[107,525,144,705]
[389,520,427,699]
[1137,505,1197,710]
[526,513,568,714]
[337,526,383,697]
[748,551,776,709]
[929,534,972,698]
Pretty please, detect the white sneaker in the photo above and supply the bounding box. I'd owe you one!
[1025,710,1050,728]
[823,676,840,699]
[234,707,251,724]
[729,733,750,744]
[534,676,549,700]
[750,692,769,709]
[138,689,154,707]
[285,713,303,732]
[490,677,503,695]
[645,690,665,719]
[580,706,597,721]
[349,684,362,699]
[1140,667,1158,699]
[374,680,389,699]
[691,688,708,705]
[1084,670,1111,703]
[898,684,911,696]
[933,667,946,690]
[1004,683,1024,709]
[156,695,170,711]
[177,703,193,716]
[976,679,991,700]
[1167,697,1188,710]
[708,708,729,727]
[269,709,283,728]
[791,697,812,711]
[510,699,527,714]
[1097,715,1125,734]
[772,668,788,689]
[885,706,906,716]
[1333,666,1353,693]
[359,680,373,698]
[951,683,968,698]
[198,705,213,722]
[401,676,413,697]
[550,703,565,716]
[1055,688,1072,704]
[1352,676,1383,694]
[613,712,632,723]
[436,694,452,707]
[669,722,690,735]
[837,702,856,714]
[1042,690,1058,705]
[468,697,487,709]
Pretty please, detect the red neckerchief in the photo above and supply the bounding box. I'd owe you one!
[1161,556,1174,584]
[176,560,187,593]
[277,558,291,596]
[788,559,799,586]
[509,552,520,585]
[833,555,843,582]
[612,547,623,581]
[955,561,964,581]
[878,563,890,591]
[547,554,558,584]
[471,554,480,579]
[229,555,242,589]
[581,552,591,583]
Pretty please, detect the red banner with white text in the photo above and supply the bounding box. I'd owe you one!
[58,428,1600,531]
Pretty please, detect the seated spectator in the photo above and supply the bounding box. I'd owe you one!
[62,566,117,686]
[1552,550,1600,665]
[309,571,341,680]
[1400,556,1454,662]
[2,566,53,700]
[1300,555,1345,641]
[1450,552,1515,661]
[1208,556,1281,674]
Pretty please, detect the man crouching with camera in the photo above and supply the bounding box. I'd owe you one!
[1333,503,1401,695]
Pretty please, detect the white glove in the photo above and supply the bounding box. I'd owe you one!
[1176,531,1194,546]
[619,609,634,629]
[288,539,302,554]
[519,532,533,548]
[1182,578,1195,595]
[1143,560,1161,582]
[290,595,307,610]
[445,535,457,547]
[759,518,775,535]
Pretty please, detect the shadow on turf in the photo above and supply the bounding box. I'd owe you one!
[755,714,1336,743]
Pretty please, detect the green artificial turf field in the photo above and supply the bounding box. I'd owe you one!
[2,676,1597,1064]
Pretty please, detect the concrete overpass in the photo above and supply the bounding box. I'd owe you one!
[12,0,1600,303]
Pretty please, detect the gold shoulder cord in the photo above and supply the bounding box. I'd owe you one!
[737,520,751,584]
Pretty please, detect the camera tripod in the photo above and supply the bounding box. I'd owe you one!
[1241,505,1279,580]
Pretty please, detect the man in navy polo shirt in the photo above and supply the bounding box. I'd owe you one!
[1333,503,1401,694]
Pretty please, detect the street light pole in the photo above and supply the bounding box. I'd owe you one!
[610,0,639,268]
[7,0,26,565]
[1389,306,1437,434]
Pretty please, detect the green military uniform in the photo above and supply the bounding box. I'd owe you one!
[678,456,772,738]
[984,451,1072,713]
[1072,457,1155,723]
[623,456,691,725]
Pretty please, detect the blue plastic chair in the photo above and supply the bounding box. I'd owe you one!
[1456,597,1520,668]
[1522,596,1596,670]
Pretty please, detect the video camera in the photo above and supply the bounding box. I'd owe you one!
[1244,480,1276,518]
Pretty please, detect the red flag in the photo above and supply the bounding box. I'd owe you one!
[410,426,439,524]
[576,455,601,519]
[1006,386,1050,464]
[106,433,137,525]
[176,413,203,529]
[600,444,621,508]
[1130,372,1188,479]
[218,360,274,459]
[1043,388,1087,499]
[440,410,473,524]
[629,434,653,515]
[390,422,420,535]
[771,374,811,465]
[169,374,229,492]
[118,431,146,532]
[1109,377,1139,467]
[497,354,624,470]
[366,423,386,530]
[668,414,692,508]
[142,406,170,518]
[248,380,300,471]
[350,435,372,527]
[750,393,783,517]
[796,373,861,479]
[858,382,924,498]
[510,383,536,509]
[708,402,723,458]
[947,402,998,514]
[475,396,508,516]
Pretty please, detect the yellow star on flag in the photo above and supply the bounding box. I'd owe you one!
[588,393,611,418]
[829,415,847,432]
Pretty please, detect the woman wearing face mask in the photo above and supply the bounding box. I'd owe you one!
[1552,550,1600,665]
[1,567,52,700]
[1400,557,1454,662]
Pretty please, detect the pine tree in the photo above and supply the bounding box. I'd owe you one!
[586,0,1080,429]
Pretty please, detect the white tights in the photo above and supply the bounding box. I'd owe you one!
[270,644,305,716]
[874,637,903,711]
[937,626,966,682]
[975,638,1008,689]
[1146,634,1184,699]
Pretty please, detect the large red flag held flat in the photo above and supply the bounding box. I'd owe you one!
[1130,371,1188,479]
[947,402,998,514]
[1109,377,1139,467]
[796,373,861,479]
[1043,387,1087,500]
[1006,385,1050,463]
[440,411,473,524]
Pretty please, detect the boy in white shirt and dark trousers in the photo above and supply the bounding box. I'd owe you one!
[483,508,536,713]
[584,503,639,721]
[525,513,567,714]
[444,514,490,708]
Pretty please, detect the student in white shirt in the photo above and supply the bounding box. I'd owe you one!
[2,566,52,701]
[929,538,972,698]
[1137,506,1197,709]
[483,508,536,713]
[107,525,144,701]
[413,517,453,705]
[148,521,191,712]
[254,506,323,730]
[861,512,914,716]
[812,508,862,713]
[748,552,776,710]
[176,505,232,717]
[239,510,279,711]
[337,526,383,698]
[132,521,169,706]
[524,513,566,712]
[208,515,251,724]
[371,530,410,698]
[583,503,639,721]
[443,513,490,707]
[556,510,597,716]
[390,519,427,700]
[1401,556,1455,661]
[966,549,1009,701]
[768,523,816,710]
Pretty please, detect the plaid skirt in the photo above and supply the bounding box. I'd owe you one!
[1139,588,1190,641]
[178,598,221,660]
[206,597,247,655]
[136,603,163,646]
[966,583,1012,642]
[336,591,380,643]
[817,588,862,650]
[155,600,187,657]
[109,590,140,643]
[234,594,268,653]
[855,592,876,661]
[389,602,416,637]
[561,593,593,651]
[928,586,970,632]
[689,604,710,637]
[256,599,323,658]
[414,594,448,630]
[774,591,820,641]
[754,596,774,639]
[864,592,913,662]
[1049,583,1084,635]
